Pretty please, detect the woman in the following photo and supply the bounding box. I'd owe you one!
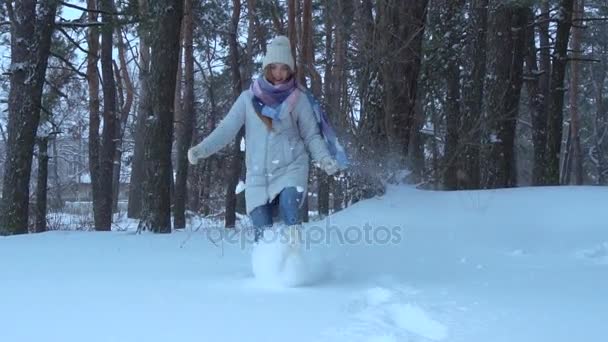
[188,36,339,244]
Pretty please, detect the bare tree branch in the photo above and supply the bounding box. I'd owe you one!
[566,57,601,63]
[45,77,69,99]
[56,18,139,28]
[50,50,88,78]
[56,20,105,28]
[60,1,123,16]
[57,26,90,55]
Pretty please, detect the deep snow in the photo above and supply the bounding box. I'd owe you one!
[1,185,607,342]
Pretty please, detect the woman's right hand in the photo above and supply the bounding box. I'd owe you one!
[188,146,202,165]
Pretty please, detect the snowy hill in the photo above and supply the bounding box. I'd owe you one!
[1,185,607,342]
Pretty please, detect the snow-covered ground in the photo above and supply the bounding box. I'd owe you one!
[1,185,607,342]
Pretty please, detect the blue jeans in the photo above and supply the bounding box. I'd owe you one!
[250,187,303,242]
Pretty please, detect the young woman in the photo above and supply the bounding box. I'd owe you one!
[188,36,339,244]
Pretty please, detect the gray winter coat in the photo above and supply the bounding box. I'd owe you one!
[190,89,331,214]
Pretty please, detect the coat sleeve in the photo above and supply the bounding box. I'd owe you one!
[295,94,331,163]
[192,92,246,159]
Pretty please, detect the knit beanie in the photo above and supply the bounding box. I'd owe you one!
[262,36,295,71]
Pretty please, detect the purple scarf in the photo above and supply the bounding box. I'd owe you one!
[251,76,297,108]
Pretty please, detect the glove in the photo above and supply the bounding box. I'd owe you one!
[320,156,339,176]
[188,145,203,165]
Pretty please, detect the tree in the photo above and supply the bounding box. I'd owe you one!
[485,1,527,188]
[377,0,429,173]
[128,0,152,219]
[545,0,576,185]
[91,0,119,231]
[112,27,135,213]
[439,0,465,190]
[526,0,551,185]
[223,0,245,229]
[174,0,195,229]
[565,0,584,184]
[461,0,489,189]
[34,136,49,233]
[138,0,184,233]
[0,0,59,235]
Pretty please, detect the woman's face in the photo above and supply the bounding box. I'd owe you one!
[268,63,291,84]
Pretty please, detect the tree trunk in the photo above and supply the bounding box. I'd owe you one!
[592,53,607,184]
[288,0,298,75]
[302,0,322,220]
[408,86,426,182]
[35,137,49,233]
[0,0,59,236]
[128,0,152,219]
[330,0,354,212]
[51,138,64,209]
[568,0,584,184]
[174,0,195,229]
[138,0,184,233]
[461,0,488,189]
[442,0,465,190]
[545,0,575,185]
[316,2,334,216]
[525,5,547,186]
[530,0,552,185]
[485,3,527,188]
[93,0,119,231]
[86,0,103,228]
[112,29,134,213]
[224,0,245,229]
[378,0,429,172]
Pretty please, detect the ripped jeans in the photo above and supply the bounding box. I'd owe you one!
[249,186,303,242]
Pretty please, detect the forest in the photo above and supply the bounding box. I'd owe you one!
[0,0,606,235]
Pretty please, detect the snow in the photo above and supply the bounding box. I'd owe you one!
[235,180,246,194]
[1,185,608,342]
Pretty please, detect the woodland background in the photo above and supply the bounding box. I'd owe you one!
[0,0,606,235]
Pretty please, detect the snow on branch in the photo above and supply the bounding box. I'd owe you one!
[56,18,139,28]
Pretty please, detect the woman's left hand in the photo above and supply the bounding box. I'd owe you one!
[320,156,339,176]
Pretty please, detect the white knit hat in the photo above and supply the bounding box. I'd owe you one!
[262,36,295,71]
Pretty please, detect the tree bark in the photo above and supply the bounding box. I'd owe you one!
[112,28,134,213]
[287,0,298,74]
[35,137,49,233]
[567,0,584,184]
[224,0,245,229]
[485,3,527,188]
[545,0,575,185]
[461,0,488,189]
[93,0,119,231]
[86,0,103,228]
[318,0,333,217]
[530,0,552,185]
[174,0,195,229]
[441,0,465,190]
[128,0,152,219]
[378,0,429,172]
[0,0,59,235]
[592,46,607,184]
[138,0,184,233]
